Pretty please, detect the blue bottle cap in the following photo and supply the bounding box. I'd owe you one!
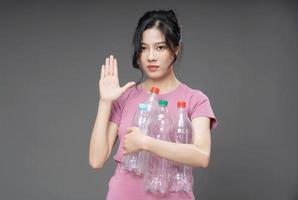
[138,103,148,110]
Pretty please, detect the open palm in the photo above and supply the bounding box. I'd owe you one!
[99,55,135,102]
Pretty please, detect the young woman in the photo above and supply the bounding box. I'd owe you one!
[89,10,218,200]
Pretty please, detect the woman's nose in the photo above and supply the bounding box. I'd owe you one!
[148,49,157,61]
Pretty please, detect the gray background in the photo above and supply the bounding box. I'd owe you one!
[1,0,297,200]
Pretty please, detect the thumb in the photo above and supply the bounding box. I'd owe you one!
[121,81,136,92]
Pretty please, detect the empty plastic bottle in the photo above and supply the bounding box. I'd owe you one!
[143,100,173,193]
[169,101,193,192]
[121,86,160,176]
[143,86,160,119]
[121,103,149,175]
[138,86,160,174]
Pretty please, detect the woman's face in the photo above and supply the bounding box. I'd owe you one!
[139,28,176,80]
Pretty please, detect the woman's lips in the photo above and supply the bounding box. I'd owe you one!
[147,65,159,72]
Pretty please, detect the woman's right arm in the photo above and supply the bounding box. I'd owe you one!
[88,55,135,169]
[89,100,118,169]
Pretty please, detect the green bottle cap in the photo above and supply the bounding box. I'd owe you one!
[159,100,168,107]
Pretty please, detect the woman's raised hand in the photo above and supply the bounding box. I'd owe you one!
[99,55,135,102]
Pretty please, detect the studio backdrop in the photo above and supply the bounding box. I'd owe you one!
[0,1,297,200]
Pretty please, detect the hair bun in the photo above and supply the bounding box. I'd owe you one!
[166,10,178,22]
[168,10,176,17]
[165,10,181,42]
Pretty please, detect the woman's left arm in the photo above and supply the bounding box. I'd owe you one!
[123,116,211,168]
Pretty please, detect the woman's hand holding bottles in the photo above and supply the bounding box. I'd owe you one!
[99,55,135,102]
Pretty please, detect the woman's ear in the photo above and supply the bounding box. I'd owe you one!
[175,45,181,56]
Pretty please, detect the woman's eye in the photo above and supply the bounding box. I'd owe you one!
[157,46,166,50]
[141,46,146,50]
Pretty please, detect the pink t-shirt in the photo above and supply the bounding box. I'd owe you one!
[107,83,218,200]
[110,82,218,162]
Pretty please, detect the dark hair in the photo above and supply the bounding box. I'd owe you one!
[132,10,183,86]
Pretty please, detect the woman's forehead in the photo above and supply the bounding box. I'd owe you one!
[141,28,165,44]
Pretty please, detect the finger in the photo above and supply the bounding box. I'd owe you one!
[126,127,134,132]
[100,64,104,79]
[121,81,136,92]
[105,57,109,76]
[110,55,115,76]
[109,55,114,75]
[122,149,127,155]
[113,58,117,76]
[130,126,138,131]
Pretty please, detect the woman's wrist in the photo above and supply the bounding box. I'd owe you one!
[142,135,152,151]
[97,99,113,115]
[99,98,113,105]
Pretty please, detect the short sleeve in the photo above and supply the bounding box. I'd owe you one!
[189,91,218,130]
[109,86,136,125]
[109,97,122,125]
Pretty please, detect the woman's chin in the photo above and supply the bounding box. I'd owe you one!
[143,69,171,80]
[145,73,166,81]
[144,70,158,76]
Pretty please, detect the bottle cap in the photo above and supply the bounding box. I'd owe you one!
[150,86,160,94]
[159,100,168,107]
[138,103,148,110]
[177,101,186,108]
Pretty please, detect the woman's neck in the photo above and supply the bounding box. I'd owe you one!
[141,72,181,94]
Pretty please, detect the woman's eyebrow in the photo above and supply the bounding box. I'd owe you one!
[141,41,166,45]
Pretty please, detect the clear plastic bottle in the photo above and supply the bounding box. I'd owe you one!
[143,86,160,119]
[138,86,160,174]
[121,103,149,175]
[121,86,160,175]
[143,100,172,193]
[169,101,193,192]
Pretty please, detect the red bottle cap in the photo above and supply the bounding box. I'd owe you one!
[177,101,186,108]
[150,86,160,94]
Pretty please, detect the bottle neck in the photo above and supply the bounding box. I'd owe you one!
[178,107,187,118]
[139,109,147,115]
[178,107,186,113]
[149,93,157,102]
[159,105,168,112]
